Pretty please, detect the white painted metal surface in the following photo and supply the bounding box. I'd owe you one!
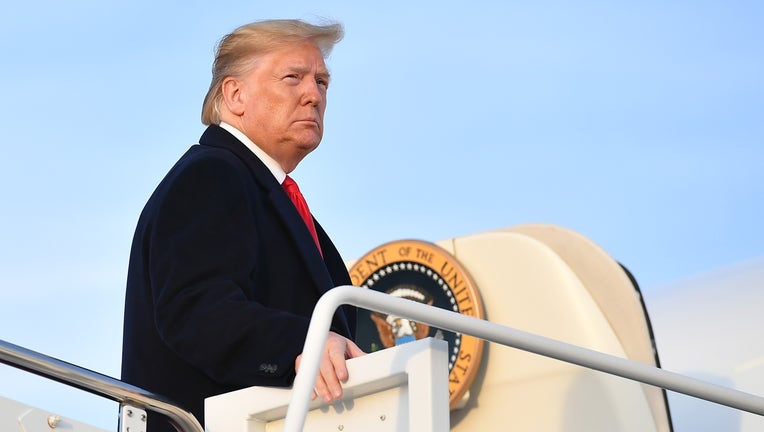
[647,257,764,431]
[438,227,665,431]
[119,405,148,432]
[0,396,107,432]
[205,337,449,432]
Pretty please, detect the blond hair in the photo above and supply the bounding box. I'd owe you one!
[201,19,344,125]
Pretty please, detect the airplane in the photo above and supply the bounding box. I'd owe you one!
[1,224,763,431]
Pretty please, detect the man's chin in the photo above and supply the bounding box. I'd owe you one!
[296,136,321,153]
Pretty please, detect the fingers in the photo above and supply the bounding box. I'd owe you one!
[318,332,352,401]
[345,339,366,359]
[295,332,368,403]
[318,349,343,402]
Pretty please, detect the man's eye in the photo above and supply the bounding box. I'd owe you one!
[316,78,329,87]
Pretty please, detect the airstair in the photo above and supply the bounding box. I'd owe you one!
[2,285,764,431]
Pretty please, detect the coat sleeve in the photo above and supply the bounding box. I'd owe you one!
[148,153,308,387]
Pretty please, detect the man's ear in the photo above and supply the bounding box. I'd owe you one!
[221,77,246,116]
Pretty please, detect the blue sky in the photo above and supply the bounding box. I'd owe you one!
[0,1,762,429]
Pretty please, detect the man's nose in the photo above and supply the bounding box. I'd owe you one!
[301,79,323,105]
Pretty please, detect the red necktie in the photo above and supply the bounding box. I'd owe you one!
[282,176,323,256]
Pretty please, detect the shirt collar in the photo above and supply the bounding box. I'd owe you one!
[218,121,287,184]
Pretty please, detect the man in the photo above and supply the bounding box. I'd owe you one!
[121,19,363,431]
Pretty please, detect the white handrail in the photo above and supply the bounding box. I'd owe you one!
[285,285,764,432]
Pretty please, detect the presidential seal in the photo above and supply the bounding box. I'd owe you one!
[349,239,485,409]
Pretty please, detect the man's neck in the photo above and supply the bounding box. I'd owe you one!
[218,121,287,184]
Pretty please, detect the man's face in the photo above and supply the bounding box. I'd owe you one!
[237,41,329,172]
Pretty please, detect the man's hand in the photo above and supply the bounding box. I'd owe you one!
[294,331,365,403]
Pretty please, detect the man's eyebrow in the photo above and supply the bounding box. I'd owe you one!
[317,70,331,82]
[285,65,331,80]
